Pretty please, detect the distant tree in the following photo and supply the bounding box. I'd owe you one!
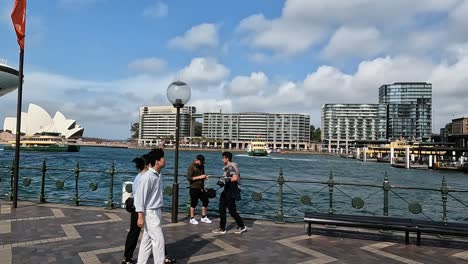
[310,125,321,142]
[131,122,139,139]
[194,121,202,136]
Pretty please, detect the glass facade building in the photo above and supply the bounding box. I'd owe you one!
[379,82,432,140]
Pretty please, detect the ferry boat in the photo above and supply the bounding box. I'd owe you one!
[247,141,271,156]
[0,59,19,97]
[3,132,80,152]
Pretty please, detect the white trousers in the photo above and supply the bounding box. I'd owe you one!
[137,208,165,264]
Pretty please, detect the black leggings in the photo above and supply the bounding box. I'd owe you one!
[124,211,140,260]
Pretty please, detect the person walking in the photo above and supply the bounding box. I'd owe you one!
[134,148,166,264]
[187,154,212,225]
[121,156,148,264]
[122,155,176,264]
[212,151,247,234]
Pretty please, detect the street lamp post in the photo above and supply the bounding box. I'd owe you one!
[166,81,191,223]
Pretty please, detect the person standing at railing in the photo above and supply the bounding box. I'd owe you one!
[212,151,246,234]
[121,155,148,264]
[187,154,212,225]
[134,148,166,264]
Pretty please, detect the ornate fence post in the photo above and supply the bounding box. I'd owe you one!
[106,162,115,209]
[39,160,47,203]
[328,171,334,214]
[440,175,448,224]
[8,159,14,201]
[276,167,285,224]
[383,172,390,216]
[73,161,80,206]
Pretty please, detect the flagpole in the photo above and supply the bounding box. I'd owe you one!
[13,48,24,209]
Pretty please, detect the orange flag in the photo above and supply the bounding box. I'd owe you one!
[11,0,27,50]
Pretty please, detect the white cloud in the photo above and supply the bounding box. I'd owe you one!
[219,51,468,131]
[224,72,268,96]
[190,99,233,114]
[176,57,229,88]
[0,70,176,139]
[128,57,166,73]
[143,1,168,19]
[238,13,325,56]
[322,26,386,60]
[237,0,460,58]
[169,23,219,51]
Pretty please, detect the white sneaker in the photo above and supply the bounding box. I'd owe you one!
[200,216,212,224]
[189,218,199,225]
[234,226,247,234]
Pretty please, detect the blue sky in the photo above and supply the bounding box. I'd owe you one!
[1,0,468,139]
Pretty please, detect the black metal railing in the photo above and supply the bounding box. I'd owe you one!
[1,160,467,223]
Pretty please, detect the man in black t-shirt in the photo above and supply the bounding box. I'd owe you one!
[212,151,246,234]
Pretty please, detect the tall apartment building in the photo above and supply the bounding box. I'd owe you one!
[202,112,310,150]
[321,104,386,149]
[379,82,432,140]
[138,105,196,146]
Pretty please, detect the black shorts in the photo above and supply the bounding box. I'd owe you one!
[189,188,209,208]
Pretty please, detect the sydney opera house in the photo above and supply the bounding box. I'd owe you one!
[3,104,84,139]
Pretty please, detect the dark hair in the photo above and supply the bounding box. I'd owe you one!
[196,154,205,164]
[222,151,232,162]
[146,148,165,167]
[132,157,146,171]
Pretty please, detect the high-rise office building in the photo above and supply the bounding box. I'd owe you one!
[321,104,386,149]
[379,82,432,140]
[138,105,196,146]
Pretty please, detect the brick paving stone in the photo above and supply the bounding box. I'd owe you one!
[2,200,468,264]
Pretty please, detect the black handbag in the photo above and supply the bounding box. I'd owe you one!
[205,188,217,199]
[125,197,135,213]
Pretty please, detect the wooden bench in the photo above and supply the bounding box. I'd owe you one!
[304,212,468,246]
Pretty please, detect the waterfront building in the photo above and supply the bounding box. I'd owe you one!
[202,112,310,150]
[3,103,84,139]
[138,105,196,146]
[321,104,386,150]
[451,117,468,148]
[379,82,432,141]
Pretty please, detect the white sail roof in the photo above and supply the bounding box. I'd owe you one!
[3,103,84,139]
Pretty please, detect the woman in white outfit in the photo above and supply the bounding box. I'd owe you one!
[134,148,166,264]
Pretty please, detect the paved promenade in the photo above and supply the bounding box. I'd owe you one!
[1,201,468,264]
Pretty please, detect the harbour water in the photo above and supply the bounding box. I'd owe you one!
[0,146,467,222]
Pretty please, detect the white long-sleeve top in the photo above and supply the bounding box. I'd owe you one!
[134,167,163,213]
[131,173,142,198]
